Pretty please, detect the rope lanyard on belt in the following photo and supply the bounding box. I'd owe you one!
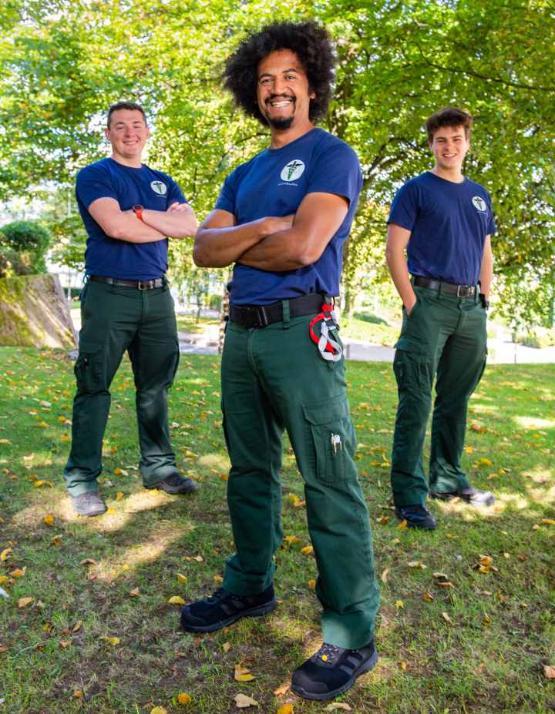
[308,302,343,362]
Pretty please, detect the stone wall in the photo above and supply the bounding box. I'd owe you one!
[0,274,77,349]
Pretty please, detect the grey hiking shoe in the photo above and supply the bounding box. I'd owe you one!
[146,473,199,495]
[71,492,107,517]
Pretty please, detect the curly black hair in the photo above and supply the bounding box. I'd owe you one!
[223,21,336,125]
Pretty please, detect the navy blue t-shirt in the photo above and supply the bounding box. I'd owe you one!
[76,157,186,280]
[388,171,496,285]
[215,128,363,305]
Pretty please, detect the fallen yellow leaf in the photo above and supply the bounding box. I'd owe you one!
[307,579,316,590]
[380,568,390,583]
[150,708,168,714]
[115,491,125,501]
[213,575,223,584]
[72,621,83,632]
[273,682,290,696]
[0,575,9,585]
[50,535,63,546]
[234,693,259,708]
[324,704,352,711]
[283,535,301,546]
[300,545,314,556]
[0,548,12,562]
[234,664,255,682]
[277,705,294,714]
[17,597,34,608]
[441,612,453,624]
[422,591,434,602]
[177,692,192,705]
[395,600,404,609]
[543,665,555,679]
[101,636,120,646]
[129,587,140,597]
[73,689,84,699]
[168,595,186,606]
[223,642,232,653]
[397,519,408,530]
[33,480,53,488]
[59,639,72,649]
[176,573,188,584]
[399,661,408,671]
[43,514,55,527]
[10,568,26,578]
[541,519,555,526]
[287,494,305,508]
[376,515,390,525]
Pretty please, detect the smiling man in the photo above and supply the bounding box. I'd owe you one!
[64,101,198,516]
[386,107,496,530]
[180,22,380,702]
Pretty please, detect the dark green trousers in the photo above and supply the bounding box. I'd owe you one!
[221,311,379,649]
[391,286,487,507]
[64,279,180,496]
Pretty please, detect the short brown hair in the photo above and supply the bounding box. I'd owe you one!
[425,107,473,142]
[107,101,147,127]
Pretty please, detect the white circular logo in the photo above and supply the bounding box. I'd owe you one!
[472,196,487,212]
[151,180,167,195]
[280,160,305,182]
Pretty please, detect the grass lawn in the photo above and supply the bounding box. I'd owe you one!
[0,347,553,713]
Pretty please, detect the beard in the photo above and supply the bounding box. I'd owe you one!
[265,115,294,130]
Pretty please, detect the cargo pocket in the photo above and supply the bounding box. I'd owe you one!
[393,349,434,394]
[303,395,354,483]
[74,342,105,394]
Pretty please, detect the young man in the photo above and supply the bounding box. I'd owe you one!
[386,107,495,530]
[64,101,198,517]
[180,22,380,702]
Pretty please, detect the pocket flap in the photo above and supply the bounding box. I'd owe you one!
[303,395,348,425]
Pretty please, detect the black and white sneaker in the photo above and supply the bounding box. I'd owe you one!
[180,585,276,633]
[291,641,378,701]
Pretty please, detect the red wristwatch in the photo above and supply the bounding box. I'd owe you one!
[133,205,144,222]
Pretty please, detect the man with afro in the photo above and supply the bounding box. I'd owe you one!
[181,21,380,701]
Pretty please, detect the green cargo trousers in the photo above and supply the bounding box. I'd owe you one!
[221,310,380,649]
[391,285,487,507]
[64,279,180,496]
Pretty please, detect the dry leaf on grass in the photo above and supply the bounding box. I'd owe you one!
[150,708,168,714]
[422,591,434,602]
[176,573,188,584]
[273,682,290,696]
[307,579,316,590]
[441,612,453,624]
[276,704,294,714]
[10,568,26,578]
[129,587,140,597]
[234,664,255,682]
[223,642,232,653]
[43,514,55,527]
[380,568,390,583]
[101,636,120,646]
[234,693,259,708]
[0,548,12,562]
[17,597,33,608]
[300,545,314,556]
[168,595,186,605]
[543,665,555,679]
[395,600,404,609]
[324,703,352,711]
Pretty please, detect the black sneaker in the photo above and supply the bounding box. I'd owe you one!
[431,487,495,507]
[146,473,199,495]
[395,505,437,530]
[180,585,276,633]
[291,641,378,701]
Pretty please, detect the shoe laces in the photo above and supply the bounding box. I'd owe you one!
[313,643,343,664]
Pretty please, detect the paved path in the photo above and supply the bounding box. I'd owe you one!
[178,324,555,365]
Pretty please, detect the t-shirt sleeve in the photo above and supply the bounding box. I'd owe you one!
[485,190,496,235]
[305,142,362,206]
[165,176,187,205]
[76,164,119,209]
[387,182,419,231]
[215,170,238,215]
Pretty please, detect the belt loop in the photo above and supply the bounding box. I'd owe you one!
[281,299,291,329]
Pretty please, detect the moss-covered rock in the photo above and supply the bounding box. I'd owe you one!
[0,274,76,349]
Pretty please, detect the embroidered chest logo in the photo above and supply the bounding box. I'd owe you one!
[472,196,487,212]
[280,159,305,182]
[151,180,167,196]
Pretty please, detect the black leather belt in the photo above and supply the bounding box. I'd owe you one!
[412,276,477,298]
[229,293,331,329]
[90,275,166,290]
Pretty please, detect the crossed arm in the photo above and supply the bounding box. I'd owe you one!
[88,197,198,244]
[193,192,349,271]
